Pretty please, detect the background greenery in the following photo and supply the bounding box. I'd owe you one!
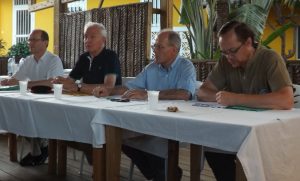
[7,41,30,59]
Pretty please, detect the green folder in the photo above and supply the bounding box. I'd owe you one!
[0,85,20,91]
[226,105,269,111]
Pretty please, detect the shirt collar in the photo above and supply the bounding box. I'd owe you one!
[34,51,48,63]
[158,55,180,72]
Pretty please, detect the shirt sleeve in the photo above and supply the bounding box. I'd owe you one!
[125,66,148,89]
[174,60,197,95]
[266,51,292,91]
[46,55,64,79]
[104,51,121,76]
[13,57,29,81]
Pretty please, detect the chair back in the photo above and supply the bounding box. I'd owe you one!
[294,84,300,108]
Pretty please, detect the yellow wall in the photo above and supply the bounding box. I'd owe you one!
[88,0,139,9]
[35,7,54,53]
[0,0,13,55]
[262,7,297,60]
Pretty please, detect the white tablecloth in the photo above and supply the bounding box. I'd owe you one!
[91,100,300,181]
[0,92,145,147]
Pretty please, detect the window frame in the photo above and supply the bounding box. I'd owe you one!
[12,0,35,44]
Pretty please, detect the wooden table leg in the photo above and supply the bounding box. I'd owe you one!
[93,146,105,181]
[190,144,202,181]
[105,125,122,181]
[236,157,247,181]
[167,140,179,181]
[48,139,57,175]
[57,140,67,177]
[7,133,17,162]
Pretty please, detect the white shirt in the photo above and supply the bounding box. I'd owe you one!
[14,51,64,81]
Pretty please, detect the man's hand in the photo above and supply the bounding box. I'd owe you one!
[122,89,147,100]
[216,91,237,106]
[93,86,112,97]
[0,78,18,86]
[52,76,76,92]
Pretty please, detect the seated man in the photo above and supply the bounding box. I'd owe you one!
[53,22,121,164]
[1,29,64,166]
[197,20,294,181]
[53,22,121,94]
[93,29,196,181]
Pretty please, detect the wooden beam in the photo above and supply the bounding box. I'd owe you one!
[160,0,173,29]
[99,0,105,8]
[28,0,80,12]
[53,0,67,56]
[28,0,54,12]
[152,8,163,14]
[28,0,36,5]
[145,2,153,63]
[61,0,79,3]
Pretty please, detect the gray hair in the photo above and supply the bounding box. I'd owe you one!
[84,22,107,38]
[159,29,181,52]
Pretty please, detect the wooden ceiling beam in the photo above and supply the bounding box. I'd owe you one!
[28,0,79,12]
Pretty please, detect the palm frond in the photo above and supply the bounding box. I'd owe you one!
[229,4,268,41]
[262,22,295,46]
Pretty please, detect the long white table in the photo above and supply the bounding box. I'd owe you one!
[0,91,146,181]
[91,100,300,181]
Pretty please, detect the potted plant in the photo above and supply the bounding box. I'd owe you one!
[176,0,217,60]
[7,41,30,63]
[0,39,5,56]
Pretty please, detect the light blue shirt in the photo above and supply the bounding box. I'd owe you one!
[126,56,196,96]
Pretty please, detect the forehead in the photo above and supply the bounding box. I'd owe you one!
[156,32,169,44]
[30,30,42,38]
[219,30,240,48]
[85,26,101,36]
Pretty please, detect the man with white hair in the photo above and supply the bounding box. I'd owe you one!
[53,22,121,164]
[54,22,121,93]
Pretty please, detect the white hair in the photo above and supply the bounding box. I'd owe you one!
[84,22,107,38]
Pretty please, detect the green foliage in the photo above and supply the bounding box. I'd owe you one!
[177,0,217,60]
[7,41,30,58]
[229,4,270,41]
[0,39,5,56]
[262,22,295,46]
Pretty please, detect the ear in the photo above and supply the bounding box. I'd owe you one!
[245,37,252,46]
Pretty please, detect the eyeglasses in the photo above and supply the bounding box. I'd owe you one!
[151,44,167,50]
[220,43,244,56]
[27,38,42,43]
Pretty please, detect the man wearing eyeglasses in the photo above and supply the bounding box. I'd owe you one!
[1,29,64,167]
[197,21,293,180]
[93,29,196,181]
[1,29,64,87]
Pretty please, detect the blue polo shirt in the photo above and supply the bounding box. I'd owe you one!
[126,56,196,96]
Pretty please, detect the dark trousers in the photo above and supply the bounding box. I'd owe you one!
[122,145,166,181]
[205,151,236,181]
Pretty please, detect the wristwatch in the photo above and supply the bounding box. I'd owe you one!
[75,80,82,92]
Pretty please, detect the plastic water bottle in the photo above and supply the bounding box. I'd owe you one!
[11,56,19,75]
[19,57,25,67]
[7,57,13,76]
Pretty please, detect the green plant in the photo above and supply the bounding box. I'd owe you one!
[176,0,217,60]
[176,0,299,60]
[0,39,5,56]
[7,41,30,58]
